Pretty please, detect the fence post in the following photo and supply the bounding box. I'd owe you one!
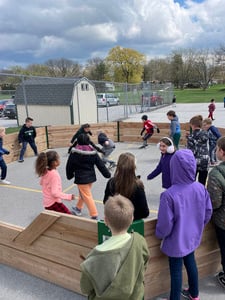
[117,121,120,142]
[45,126,49,149]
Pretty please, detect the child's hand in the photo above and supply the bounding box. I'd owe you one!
[71,194,75,200]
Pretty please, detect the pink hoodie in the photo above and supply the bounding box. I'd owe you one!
[40,169,72,208]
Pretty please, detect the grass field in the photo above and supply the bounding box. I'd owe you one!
[174,84,225,103]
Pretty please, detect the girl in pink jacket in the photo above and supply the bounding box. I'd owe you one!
[35,150,75,214]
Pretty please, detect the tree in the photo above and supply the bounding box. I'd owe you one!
[45,58,82,77]
[170,49,197,89]
[106,46,146,83]
[194,50,220,90]
[143,58,170,83]
[84,57,108,80]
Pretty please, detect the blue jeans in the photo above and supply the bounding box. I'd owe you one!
[169,252,199,300]
[0,159,7,180]
[19,141,38,160]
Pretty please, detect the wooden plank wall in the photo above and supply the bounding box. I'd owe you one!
[3,127,47,164]
[47,122,118,149]
[0,211,221,299]
[3,122,225,163]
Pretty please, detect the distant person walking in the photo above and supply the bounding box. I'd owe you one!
[208,98,216,120]
[18,117,38,162]
[0,127,11,185]
[172,95,176,107]
[167,110,181,149]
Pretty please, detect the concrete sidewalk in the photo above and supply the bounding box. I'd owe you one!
[0,103,225,299]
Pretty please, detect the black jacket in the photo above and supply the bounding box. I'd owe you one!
[18,124,36,143]
[66,147,111,184]
[103,178,149,221]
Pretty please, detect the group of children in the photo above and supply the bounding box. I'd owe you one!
[1,108,225,299]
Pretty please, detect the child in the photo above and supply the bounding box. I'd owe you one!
[97,131,116,169]
[202,118,221,166]
[18,117,38,162]
[186,115,209,186]
[156,149,212,300]
[0,127,11,185]
[66,133,111,219]
[172,95,176,107]
[35,150,75,214]
[167,110,181,149]
[68,123,92,154]
[80,194,150,299]
[104,152,149,221]
[68,123,103,154]
[207,136,225,289]
[147,137,175,189]
[140,114,159,149]
[208,98,216,120]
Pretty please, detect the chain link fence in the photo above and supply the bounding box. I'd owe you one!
[0,73,174,124]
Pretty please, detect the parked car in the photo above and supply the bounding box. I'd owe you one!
[0,99,9,117]
[97,93,119,107]
[141,91,164,107]
[4,103,17,119]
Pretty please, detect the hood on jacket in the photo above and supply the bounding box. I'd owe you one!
[170,149,196,185]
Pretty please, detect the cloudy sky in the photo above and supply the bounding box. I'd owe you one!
[0,0,224,70]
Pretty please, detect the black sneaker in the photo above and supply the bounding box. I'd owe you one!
[217,271,225,289]
[181,288,200,300]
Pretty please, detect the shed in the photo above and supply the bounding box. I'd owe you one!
[14,77,98,126]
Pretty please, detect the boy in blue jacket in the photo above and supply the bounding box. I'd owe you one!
[203,118,221,166]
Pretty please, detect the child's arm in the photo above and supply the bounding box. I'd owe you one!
[80,266,94,296]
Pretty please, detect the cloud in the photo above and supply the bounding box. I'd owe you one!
[0,0,224,69]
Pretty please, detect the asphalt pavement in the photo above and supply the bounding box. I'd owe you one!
[0,102,225,299]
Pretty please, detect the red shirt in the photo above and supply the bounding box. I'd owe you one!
[143,120,155,134]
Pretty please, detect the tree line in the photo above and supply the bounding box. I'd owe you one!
[1,45,225,90]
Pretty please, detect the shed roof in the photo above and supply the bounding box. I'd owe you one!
[14,77,93,106]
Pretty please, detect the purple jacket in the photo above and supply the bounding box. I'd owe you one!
[147,152,173,188]
[156,149,212,257]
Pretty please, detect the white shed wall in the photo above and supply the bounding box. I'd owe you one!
[72,80,97,124]
[17,105,71,126]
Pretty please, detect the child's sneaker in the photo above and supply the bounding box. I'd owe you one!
[181,288,200,300]
[217,271,225,289]
[71,207,82,216]
[0,179,11,185]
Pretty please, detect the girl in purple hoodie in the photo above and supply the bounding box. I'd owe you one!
[156,149,212,300]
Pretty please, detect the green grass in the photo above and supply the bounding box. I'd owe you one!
[6,127,21,134]
[174,84,225,103]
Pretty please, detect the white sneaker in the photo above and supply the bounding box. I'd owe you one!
[0,179,11,185]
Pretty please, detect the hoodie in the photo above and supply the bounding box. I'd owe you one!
[80,232,149,300]
[156,149,212,257]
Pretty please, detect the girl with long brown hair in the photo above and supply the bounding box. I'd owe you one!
[103,152,149,221]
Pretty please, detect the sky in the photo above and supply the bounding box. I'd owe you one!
[0,0,224,70]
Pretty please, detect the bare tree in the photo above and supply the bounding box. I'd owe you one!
[194,49,220,90]
[45,58,82,77]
